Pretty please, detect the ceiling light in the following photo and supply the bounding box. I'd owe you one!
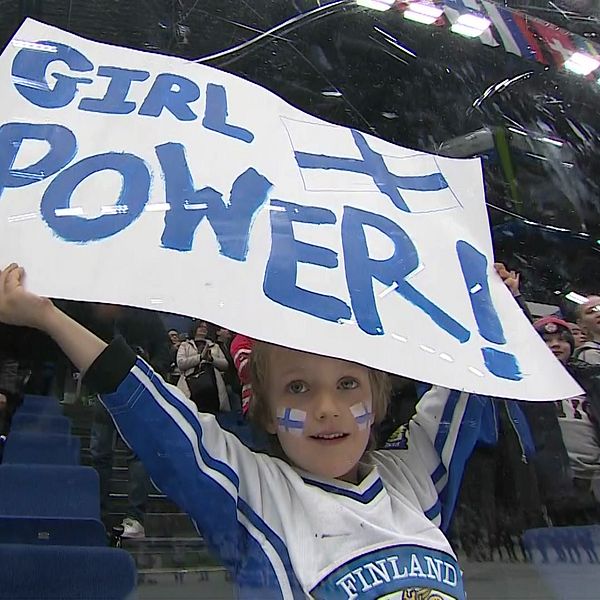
[321,90,342,97]
[457,13,491,32]
[538,136,563,147]
[565,292,589,305]
[404,10,438,24]
[564,52,600,76]
[450,23,484,38]
[357,0,395,10]
[507,126,528,136]
[407,2,443,18]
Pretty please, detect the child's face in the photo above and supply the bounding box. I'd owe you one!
[543,333,571,365]
[263,345,373,483]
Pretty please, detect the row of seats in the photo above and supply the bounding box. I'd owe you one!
[0,394,137,599]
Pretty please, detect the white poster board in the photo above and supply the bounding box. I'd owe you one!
[0,19,581,400]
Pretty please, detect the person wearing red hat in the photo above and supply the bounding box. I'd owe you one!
[533,317,575,366]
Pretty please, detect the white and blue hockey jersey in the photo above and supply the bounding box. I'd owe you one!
[86,338,486,599]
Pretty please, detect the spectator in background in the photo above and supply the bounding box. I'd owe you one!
[168,329,180,347]
[0,357,24,436]
[534,316,600,515]
[568,322,588,350]
[215,327,242,412]
[0,390,7,445]
[230,334,254,415]
[87,304,171,539]
[575,296,600,365]
[167,329,181,385]
[442,270,593,561]
[176,320,229,412]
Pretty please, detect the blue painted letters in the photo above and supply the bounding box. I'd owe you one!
[456,240,521,380]
[264,200,352,323]
[157,142,271,258]
[40,153,150,242]
[342,207,470,342]
[202,83,254,143]
[138,74,200,121]
[12,40,93,108]
[79,66,150,114]
[0,122,77,198]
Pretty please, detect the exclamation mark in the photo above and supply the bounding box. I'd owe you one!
[456,240,522,381]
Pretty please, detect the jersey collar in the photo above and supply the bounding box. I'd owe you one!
[298,464,384,504]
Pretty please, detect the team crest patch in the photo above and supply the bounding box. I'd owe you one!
[544,322,558,334]
[384,425,409,450]
[310,544,464,599]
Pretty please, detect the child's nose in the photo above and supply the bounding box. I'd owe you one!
[314,390,341,419]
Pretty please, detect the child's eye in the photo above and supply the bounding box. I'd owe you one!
[287,380,308,394]
[339,377,359,390]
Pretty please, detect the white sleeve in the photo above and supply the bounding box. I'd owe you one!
[379,385,486,531]
[100,354,298,586]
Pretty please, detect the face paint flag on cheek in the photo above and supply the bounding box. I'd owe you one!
[350,402,374,431]
[276,407,307,436]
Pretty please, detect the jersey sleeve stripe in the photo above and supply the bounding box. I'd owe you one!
[238,499,305,599]
[109,361,304,597]
[150,367,301,597]
[434,389,461,455]
[439,395,486,532]
[431,462,447,486]
[131,363,241,492]
[424,499,442,521]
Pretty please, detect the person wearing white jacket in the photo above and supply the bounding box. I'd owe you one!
[176,320,230,411]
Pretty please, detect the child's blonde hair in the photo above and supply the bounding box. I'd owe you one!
[249,341,391,442]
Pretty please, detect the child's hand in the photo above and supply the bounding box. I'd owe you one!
[494,262,521,297]
[0,264,54,330]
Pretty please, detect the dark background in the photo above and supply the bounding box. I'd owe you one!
[1,0,599,315]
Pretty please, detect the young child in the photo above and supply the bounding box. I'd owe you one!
[0,263,481,599]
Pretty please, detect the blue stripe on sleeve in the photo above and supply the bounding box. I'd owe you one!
[424,499,442,521]
[431,462,447,486]
[238,499,305,598]
[148,363,241,486]
[434,390,461,455]
[149,372,305,597]
[103,360,305,598]
[439,395,486,532]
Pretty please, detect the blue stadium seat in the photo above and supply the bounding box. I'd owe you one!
[19,394,62,415]
[0,465,106,546]
[11,413,71,435]
[2,432,80,465]
[0,544,137,599]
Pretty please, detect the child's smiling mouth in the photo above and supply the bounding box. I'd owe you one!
[309,432,350,442]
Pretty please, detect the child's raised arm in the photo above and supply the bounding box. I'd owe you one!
[0,264,296,591]
[0,264,107,372]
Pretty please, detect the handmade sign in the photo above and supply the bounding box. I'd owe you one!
[0,19,581,400]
